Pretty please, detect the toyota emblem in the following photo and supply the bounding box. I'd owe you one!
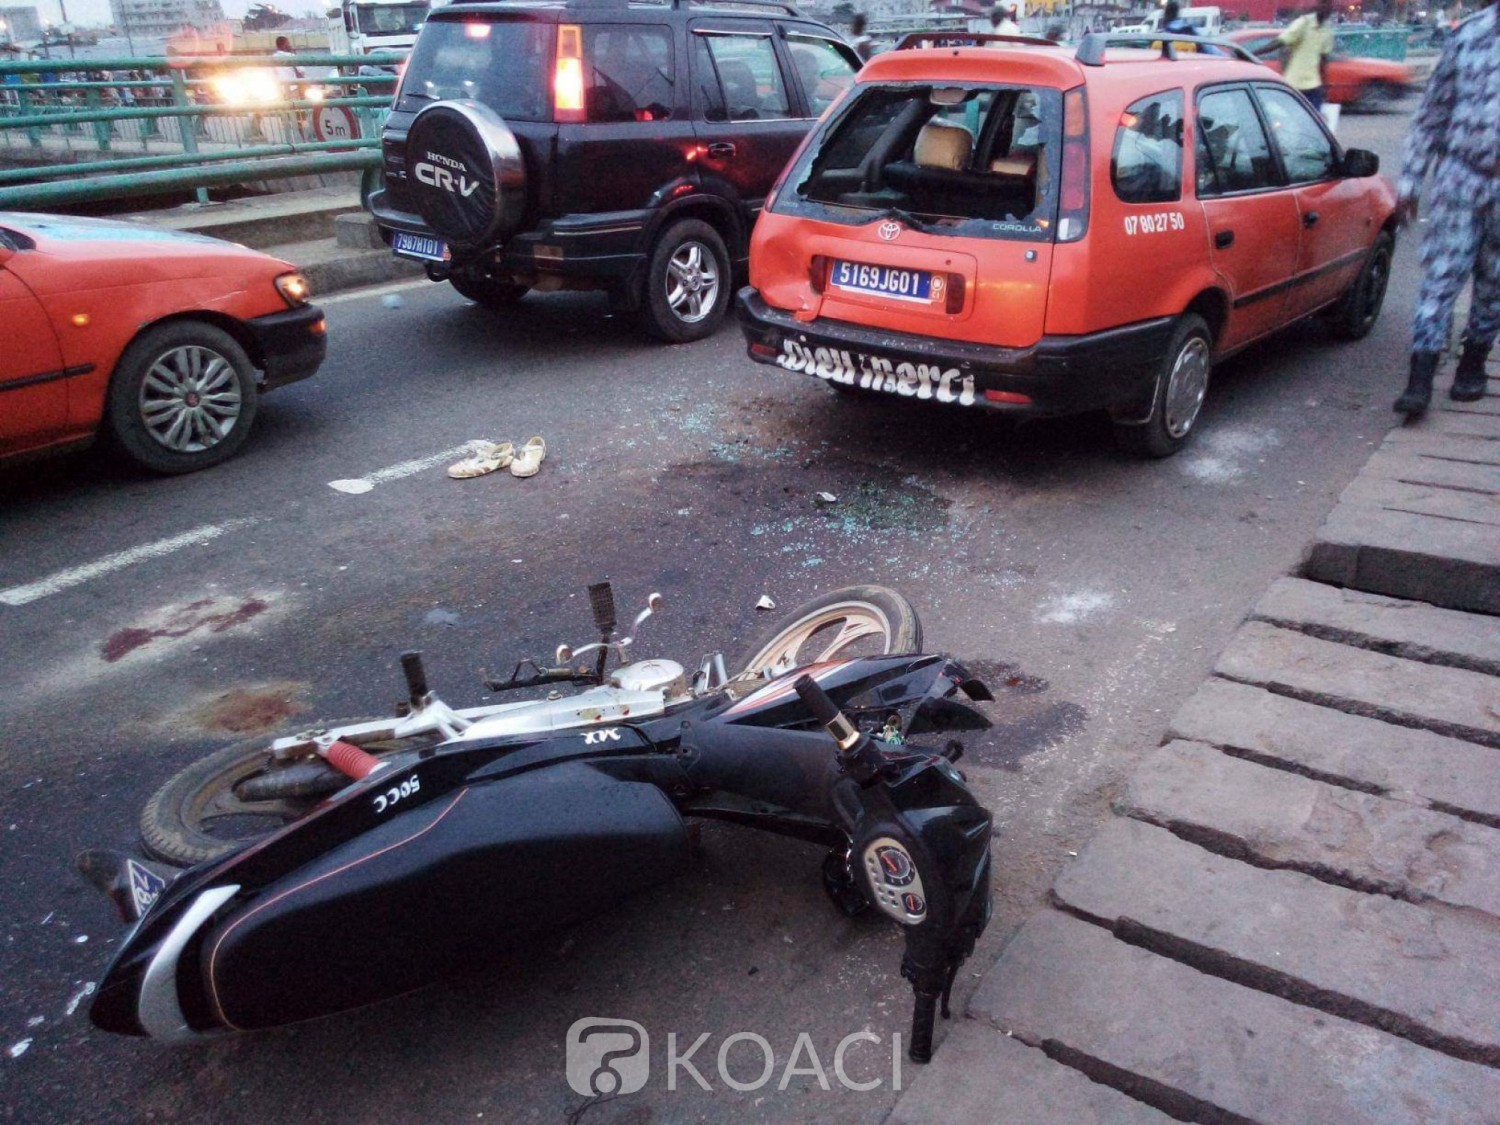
[878,221,902,242]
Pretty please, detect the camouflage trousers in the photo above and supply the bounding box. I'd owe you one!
[1411,156,1500,355]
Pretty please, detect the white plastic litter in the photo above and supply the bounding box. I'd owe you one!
[815,492,838,504]
[755,595,776,611]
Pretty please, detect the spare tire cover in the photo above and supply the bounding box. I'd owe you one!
[404,100,525,249]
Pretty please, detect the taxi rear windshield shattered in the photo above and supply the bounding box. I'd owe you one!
[784,84,1062,240]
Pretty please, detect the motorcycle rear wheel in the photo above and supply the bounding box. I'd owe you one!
[734,586,922,680]
[140,719,436,867]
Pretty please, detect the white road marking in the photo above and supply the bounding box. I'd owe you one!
[318,277,429,306]
[329,442,486,495]
[0,519,259,608]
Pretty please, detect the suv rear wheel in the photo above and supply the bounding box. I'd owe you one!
[638,219,731,343]
[1114,313,1212,459]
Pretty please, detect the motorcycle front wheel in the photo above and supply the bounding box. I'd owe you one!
[733,585,922,680]
[140,720,437,867]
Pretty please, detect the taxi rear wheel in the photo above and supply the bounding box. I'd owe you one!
[1114,313,1212,459]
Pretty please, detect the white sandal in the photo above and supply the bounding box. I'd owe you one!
[510,435,547,478]
[447,441,514,479]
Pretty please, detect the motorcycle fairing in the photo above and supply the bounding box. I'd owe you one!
[722,656,992,741]
[203,762,688,1030]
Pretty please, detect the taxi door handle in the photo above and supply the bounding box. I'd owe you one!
[707,142,737,159]
[1214,230,1234,249]
[1303,211,1320,227]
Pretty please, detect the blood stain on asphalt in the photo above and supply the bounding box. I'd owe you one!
[101,597,271,662]
[188,684,305,734]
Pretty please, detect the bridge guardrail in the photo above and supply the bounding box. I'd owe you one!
[0,51,404,208]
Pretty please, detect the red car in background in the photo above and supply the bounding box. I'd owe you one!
[1226,28,1415,108]
[1,213,326,475]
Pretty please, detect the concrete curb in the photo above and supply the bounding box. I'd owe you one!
[892,362,1500,1123]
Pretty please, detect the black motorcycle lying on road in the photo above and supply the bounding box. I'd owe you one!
[81,584,995,1062]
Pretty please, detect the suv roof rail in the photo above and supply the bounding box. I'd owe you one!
[670,0,804,13]
[1075,31,1257,66]
[894,31,1060,50]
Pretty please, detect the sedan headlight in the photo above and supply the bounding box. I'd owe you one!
[275,271,312,307]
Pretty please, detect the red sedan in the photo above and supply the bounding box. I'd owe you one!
[1226,29,1415,108]
[1,213,326,474]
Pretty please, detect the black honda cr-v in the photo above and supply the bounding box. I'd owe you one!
[367,0,859,341]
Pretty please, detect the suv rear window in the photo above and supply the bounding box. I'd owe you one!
[398,18,550,121]
[774,84,1062,241]
[585,24,675,122]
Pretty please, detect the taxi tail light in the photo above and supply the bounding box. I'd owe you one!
[808,255,829,293]
[945,272,966,315]
[1057,87,1090,243]
[554,24,585,123]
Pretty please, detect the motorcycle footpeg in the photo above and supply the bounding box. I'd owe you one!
[400,650,428,708]
[588,581,617,635]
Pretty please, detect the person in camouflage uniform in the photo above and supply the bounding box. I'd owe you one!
[1393,1,1500,417]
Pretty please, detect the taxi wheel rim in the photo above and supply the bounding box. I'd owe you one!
[138,345,242,454]
[1164,335,1210,440]
[665,240,720,324]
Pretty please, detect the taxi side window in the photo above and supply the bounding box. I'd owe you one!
[1195,87,1278,196]
[584,25,675,123]
[785,34,857,117]
[1255,86,1337,183]
[1111,89,1184,204]
[694,33,792,122]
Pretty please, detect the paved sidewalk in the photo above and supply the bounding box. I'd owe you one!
[893,360,1500,1124]
[120,186,422,296]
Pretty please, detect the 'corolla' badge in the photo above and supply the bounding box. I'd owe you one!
[878,220,902,242]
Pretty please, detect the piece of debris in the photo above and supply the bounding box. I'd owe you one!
[8,1040,31,1059]
[756,595,777,611]
[814,491,838,505]
[381,293,405,309]
[65,983,96,1016]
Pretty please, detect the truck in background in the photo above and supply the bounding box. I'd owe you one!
[1114,5,1224,36]
[326,0,435,65]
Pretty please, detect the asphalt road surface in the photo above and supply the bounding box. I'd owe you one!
[1,109,1421,1124]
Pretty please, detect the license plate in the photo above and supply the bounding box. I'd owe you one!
[830,260,935,303]
[392,232,450,263]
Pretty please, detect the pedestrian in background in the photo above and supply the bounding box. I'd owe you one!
[1271,0,1334,108]
[1161,0,1197,35]
[849,12,873,61]
[992,5,1020,35]
[1392,0,1500,417]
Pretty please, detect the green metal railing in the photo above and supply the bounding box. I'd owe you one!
[0,51,404,208]
[1332,27,1411,62]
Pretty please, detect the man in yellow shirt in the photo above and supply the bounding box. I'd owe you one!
[1276,0,1336,107]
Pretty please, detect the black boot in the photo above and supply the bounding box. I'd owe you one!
[1450,340,1491,402]
[1394,351,1440,418]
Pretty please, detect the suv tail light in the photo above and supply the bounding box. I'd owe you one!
[1057,87,1090,243]
[555,23,585,122]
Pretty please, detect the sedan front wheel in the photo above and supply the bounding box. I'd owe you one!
[106,321,259,474]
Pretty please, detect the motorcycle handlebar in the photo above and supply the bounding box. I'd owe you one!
[793,675,860,752]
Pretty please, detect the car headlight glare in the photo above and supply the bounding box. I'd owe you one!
[275,272,312,307]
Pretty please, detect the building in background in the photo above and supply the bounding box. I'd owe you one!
[110,0,226,38]
[0,4,42,44]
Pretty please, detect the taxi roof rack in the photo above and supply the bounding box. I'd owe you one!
[1075,31,1258,66]
[895,31,1060,50]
